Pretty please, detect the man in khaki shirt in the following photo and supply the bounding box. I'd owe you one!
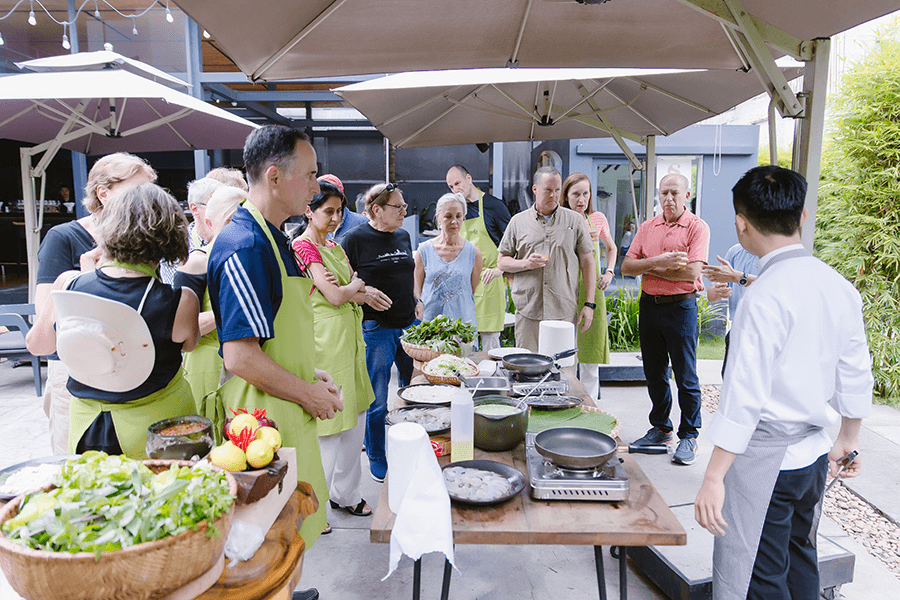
[498,167,596,351]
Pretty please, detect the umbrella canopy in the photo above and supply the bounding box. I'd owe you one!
[173,0,899,81]
[0,70,255,154]
[0,59,257,299]
[333,66,803,149]
[17,50,190,91]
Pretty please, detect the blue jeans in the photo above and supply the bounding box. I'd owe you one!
[749,454,828,600]
[638,295,701,439]
[362,319,416,475]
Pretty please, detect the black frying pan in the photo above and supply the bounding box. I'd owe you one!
[534,426,616,469]
[501,348,577,376]
[534,427,669,468]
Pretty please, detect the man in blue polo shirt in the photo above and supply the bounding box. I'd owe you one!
[207,126,341,600]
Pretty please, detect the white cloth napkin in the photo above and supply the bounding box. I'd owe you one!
[383,424,455,580]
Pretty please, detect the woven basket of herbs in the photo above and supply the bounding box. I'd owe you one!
[0,453,236,600]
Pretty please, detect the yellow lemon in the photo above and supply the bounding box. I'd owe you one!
[245,439,275,469]
[228,413,259,437]
[210,441,247,472]
[255,426,282,452]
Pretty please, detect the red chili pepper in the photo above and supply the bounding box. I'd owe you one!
[431,440,444,457]
[227,426,256,451]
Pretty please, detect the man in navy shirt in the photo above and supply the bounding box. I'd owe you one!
[207,127,341,600]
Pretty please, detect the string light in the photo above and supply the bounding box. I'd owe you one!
[3,1,187,47]
[202,29,210,39]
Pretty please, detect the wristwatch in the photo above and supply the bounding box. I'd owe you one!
[738,272,749,287]
[583,301,597,309]
[415,298,424,304]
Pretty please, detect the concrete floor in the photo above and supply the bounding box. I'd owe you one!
[1,356,898,599]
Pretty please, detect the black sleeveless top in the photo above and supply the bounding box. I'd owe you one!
[65,269,183,403]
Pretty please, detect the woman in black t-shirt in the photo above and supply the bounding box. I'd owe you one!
[27,183,199,458]
[340,182,422,482]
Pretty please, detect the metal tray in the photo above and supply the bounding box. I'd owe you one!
[525,395,584,409]
[385,404,451,435]
[0,455,79,500]
[441,459,526,506]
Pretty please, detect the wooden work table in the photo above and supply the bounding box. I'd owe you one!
[371,356,686,600]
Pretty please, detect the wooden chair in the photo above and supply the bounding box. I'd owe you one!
[0,303,43,395]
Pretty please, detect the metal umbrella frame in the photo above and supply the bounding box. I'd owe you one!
[0,52,258,299]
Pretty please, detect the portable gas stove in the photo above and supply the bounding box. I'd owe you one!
[525,433,629,501]
[500,367,569,396]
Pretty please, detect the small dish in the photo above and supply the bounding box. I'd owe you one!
[487,347,532,360]
[441,460,526,506]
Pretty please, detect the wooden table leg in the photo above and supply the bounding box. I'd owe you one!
[618,547,628,600]
[440,558,452,600]
[594,545,608,600]
[413,558,421,600]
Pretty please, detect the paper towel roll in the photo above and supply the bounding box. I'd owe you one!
[387,422,429,513]
[539,320,576,367]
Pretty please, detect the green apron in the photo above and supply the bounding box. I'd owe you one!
[459,189,505,332]
[577,220,610,364]
[182,244,223,413]
[201,201,328,548]
[67,261,195,459]
[308,242,375,437]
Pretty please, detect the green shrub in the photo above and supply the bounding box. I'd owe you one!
[814,29,900,399]
[606,287,641,351]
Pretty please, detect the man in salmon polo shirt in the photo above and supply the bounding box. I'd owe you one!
[622,173,710,465]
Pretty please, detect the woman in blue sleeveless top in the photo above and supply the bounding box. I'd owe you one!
[414,192,482,327]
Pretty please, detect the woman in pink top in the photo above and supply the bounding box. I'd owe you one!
[290,177,391,531]
[561,172,617,399]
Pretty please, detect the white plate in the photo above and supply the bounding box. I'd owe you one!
[487,347,532,360]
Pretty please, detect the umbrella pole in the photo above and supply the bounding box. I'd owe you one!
[20,147,40,302]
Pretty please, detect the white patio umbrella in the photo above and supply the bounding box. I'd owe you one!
[333,66,803,156]
[173,0,898,81]
[18,50,190,90]
[0,62,257,298]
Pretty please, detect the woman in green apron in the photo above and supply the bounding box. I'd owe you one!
[175,186,248,411]
[459,188,506,351]
[561,173,617,400]
[292,178,386,524]
[27,183,200,459]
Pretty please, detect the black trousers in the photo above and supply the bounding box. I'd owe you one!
[748,453,828,600]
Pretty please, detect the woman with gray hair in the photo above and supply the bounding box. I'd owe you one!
[175,185,248,410]
[414,192,482,326]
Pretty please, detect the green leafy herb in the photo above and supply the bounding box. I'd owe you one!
[404,316,477,354]
[1,451,233,557]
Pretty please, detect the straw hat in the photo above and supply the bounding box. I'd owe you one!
[51,290,155,392]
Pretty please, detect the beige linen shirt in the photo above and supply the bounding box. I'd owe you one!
[498,205,593,321]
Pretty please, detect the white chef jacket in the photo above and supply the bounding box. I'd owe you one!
[708,244,873,470]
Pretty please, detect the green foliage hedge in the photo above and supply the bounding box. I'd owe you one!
[814,32,900,398]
